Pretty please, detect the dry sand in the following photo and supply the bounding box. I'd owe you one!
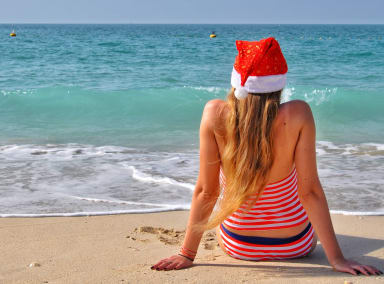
[0,212,383,284]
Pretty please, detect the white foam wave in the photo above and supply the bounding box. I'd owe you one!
[330,210,384,216]
[282,87,294,103]
[185,86,226,95]
[315,148,327,156]
[1,208,381,218]
[125,165,194,190]
[0,206,190,218]
[303,87,338,105]
[363,143,384,151]
[317,141,340,150]
[316,140,384,156]
[1,143,382,217]
[68,195,189,208]
[0,144,133,161]
[1,89,36,96]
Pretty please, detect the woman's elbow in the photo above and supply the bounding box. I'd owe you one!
[298,190,318,204]
[193,185,219,202]
[298,183,326,204]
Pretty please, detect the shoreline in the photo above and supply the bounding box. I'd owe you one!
[1,209,384,218]
[1,211,383,283]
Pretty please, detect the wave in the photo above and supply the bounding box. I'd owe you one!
[282,87,294,102]
[185,86,226,95]
[1,140,382,165]
[1,85,382,143]
[1,208,382,218]
[0,207,190,218]
[316,141,384,156]
[125,165,194,190]
[330,210,384,216]
[68,195,191,208]
[0,144,132,161]
[0,86,214,147]
[288,86,384,143]
[0,142,382,217]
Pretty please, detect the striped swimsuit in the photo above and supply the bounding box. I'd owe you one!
[219,167,315,261]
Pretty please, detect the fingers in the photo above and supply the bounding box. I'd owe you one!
[151,255,190,271]
[157,259,190,271]
[352,264,370,276]
[361,265,381,275]
[364,265,383,275]
[151,258,171,270]
[164,262,179,271]
[157,261,174,270]
[154,259,177,270]
[348,263,383,276]
[334,259,384,276]
[152,260,183,271]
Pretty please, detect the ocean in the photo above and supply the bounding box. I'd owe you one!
[0,24,383,217]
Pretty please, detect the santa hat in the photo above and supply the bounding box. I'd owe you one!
[231,37,288,99]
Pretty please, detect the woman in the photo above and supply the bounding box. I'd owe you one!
[152,38,382,275]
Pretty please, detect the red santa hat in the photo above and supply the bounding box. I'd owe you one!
[231,37,288,99]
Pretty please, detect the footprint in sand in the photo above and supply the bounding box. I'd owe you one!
[202,231,220,250]
[131,226,185,245]
[130,226,219,250]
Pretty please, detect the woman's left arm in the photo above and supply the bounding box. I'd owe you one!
[294,101,383,276]
[151,100,222,271]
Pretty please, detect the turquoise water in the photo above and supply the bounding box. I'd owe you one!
[0,24,383,216]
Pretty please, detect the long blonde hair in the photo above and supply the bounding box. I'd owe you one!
[205,88,282,230]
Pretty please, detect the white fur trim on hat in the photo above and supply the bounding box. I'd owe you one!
[231,68,287,95]
[234,87,249,99]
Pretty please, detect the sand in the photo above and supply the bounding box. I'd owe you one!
[0,212,383,284]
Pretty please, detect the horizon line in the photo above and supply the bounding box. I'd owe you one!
[1,22,383,25]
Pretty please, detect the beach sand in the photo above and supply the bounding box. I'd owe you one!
[0,212,383,284]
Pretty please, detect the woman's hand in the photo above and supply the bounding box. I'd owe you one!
[151,255,193,271]
[332,258,383,276]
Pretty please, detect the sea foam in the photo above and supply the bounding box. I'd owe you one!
[0,142,382,217]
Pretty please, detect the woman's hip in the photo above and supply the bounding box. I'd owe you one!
[216,222,316,261]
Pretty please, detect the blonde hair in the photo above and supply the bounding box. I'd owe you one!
[205,88,282,230]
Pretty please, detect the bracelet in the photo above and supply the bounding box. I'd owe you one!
[178,253,194,262]
[181,247,197,254]
[180,252,195,259]
[180,247,197,259]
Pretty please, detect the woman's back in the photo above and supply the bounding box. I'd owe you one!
[211,98,311,238]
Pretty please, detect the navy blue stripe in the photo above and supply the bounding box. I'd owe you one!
[220,222,312,245]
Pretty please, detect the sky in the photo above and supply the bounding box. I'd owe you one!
[0,0,383,24]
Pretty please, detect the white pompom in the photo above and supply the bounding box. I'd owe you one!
[234,87,249,99]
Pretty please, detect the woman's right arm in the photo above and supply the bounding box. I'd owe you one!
[293,101,382,276]
[151,100,222,271]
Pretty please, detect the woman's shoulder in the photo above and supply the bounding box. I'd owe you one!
[281,99,311,112]
[202,99,227,119]
[204,99,227,111]
[201,99,227,131]
[279,99,313,123]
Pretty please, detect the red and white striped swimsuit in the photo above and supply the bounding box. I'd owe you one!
[219,167,314,261]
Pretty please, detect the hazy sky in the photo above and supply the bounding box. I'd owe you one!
[1,0,383,24]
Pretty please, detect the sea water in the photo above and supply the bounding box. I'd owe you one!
[0,24,383,216]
